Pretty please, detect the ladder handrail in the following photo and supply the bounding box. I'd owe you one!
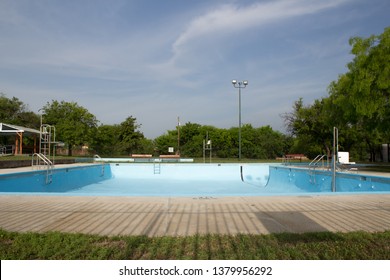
[94,154,102,162]
[32,153,53,184]
[308,154,326,185]
[309,154,325,167]
[32,153,53,167]
[282,156,290,165]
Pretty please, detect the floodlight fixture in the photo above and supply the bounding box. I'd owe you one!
[232,79,237,85]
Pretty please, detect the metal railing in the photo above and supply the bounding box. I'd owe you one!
[309,154,326,168]
[0,145,13,156]
[32,153,53,184]
[308,154,326,184]
[153,158,161,174]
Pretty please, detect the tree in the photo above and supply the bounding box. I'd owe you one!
[0,93,40,127]
[154,131,177,155]
[254,125,290,159]
[179,122,202,156]
[203,125,236,158]
[283,27,390,161]
[346,28,390,125]
[0,94,40,149]
[91,124,121,156]
[154,122,290,159]
[42,100,98,156]
[118,116,147,155]
[89,117,153,156]
[0,94,24,123]
[213,128,235,158]
[282,98,333,158]
[328,27,390,160]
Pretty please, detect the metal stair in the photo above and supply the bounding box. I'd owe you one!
[308,154,326,184]
[32,153,53,184]
[153,160,161,174]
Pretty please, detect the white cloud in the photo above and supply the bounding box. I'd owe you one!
[172,0,350,54]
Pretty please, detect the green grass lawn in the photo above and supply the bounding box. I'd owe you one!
[1,229,389,260]
[0,155,78,161]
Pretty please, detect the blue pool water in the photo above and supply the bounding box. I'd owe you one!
[0,163,390,196]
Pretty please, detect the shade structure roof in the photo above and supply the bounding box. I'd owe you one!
[0,123,40,136]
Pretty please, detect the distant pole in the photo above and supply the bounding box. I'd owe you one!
[209,140,212,163]
[232,80,248,160]
[239,86,241,160]
[177,116,180,156]
[203,140,205,163]
[38,108,43,155]
[332,127,338,192]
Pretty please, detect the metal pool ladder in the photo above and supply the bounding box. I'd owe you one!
[153,159,161,174]
[308,154,326,184]
[32,153,54,184]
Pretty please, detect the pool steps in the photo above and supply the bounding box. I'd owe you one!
[31,153,53,184]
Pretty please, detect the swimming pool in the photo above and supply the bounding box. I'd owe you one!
[0,163,390,196]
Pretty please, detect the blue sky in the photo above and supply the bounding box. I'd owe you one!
[0,0,389,139]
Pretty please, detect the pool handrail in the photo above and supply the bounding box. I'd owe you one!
[31,153,53,184]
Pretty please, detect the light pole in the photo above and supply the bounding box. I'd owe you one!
[232,79,248,160]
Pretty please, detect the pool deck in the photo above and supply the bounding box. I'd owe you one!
[0,164,389,237]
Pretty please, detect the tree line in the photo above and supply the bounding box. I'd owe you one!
[0,95,290,158]
[154,123,291,158]
[1,27,389,161]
